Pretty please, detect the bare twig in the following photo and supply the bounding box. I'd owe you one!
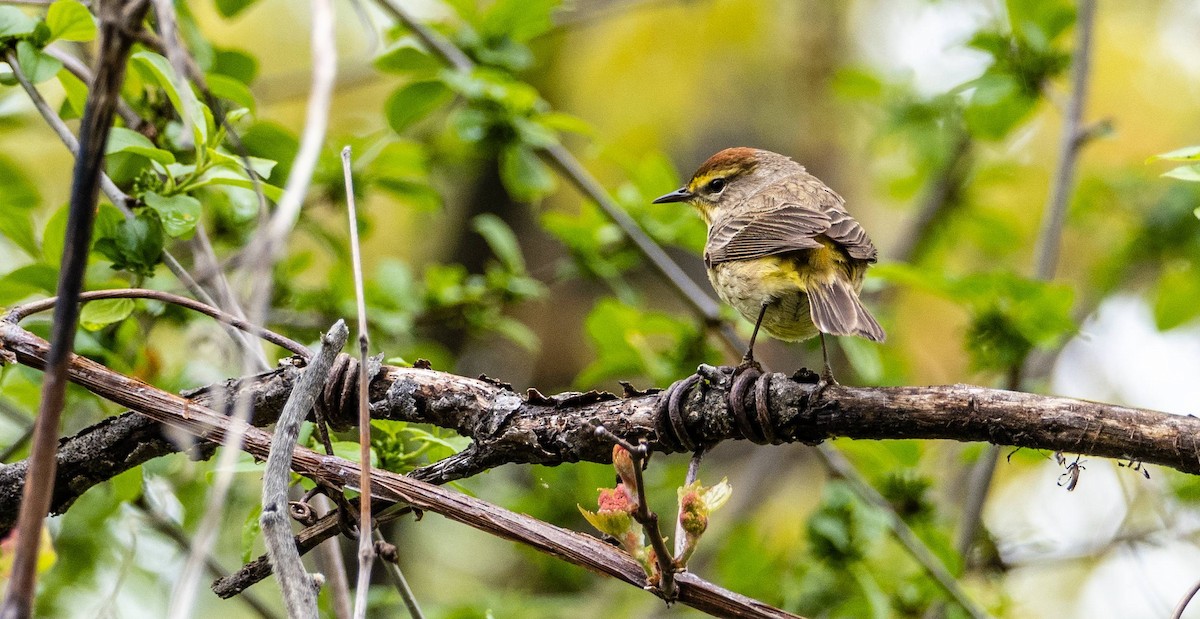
[820,446,988,619]
[343,145,377,618]
[0,3,149,616]
[1033,0,1096,280]
[889,129,972,264]
[5,289,308,357]
[1171,577,1200,619]
[262,321,347,617]
[311,495,354,619]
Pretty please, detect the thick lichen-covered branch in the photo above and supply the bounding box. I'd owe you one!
[2,320,1198,540]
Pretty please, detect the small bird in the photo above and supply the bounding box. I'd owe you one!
[653,147,884,379]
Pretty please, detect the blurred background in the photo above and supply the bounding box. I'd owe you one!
[2,0,1200,617]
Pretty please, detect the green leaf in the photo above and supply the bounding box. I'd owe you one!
[1150,145,1200,162]
[93,210,164,277]
[472,214,524,272]
[964,74,1037,139]
[212,47,258,84]
[0,7,37,37]
[79,298,134,331]
[57,67,88,119]
[384,80,453,134]
[481,0,558,42]
[105,127,176,165]
[143,192,201,238]
[205,148,276,179]
[1161,164,1200,182]
[499,144,554,202]
[374,39,440,75]
[240,121,298,181]
[131,51,208,146]
[0,154,40,256]
[491,315,539,351]
[205,73,256,111]
[214,0,260,18]
[0,210,38,258]
[241,504,262,563]
[1153,263,1200,330]
[41,203,68,267]
[0,263,57,305]
[46,0,96,42]
[15,41,63,85]
[198,175,284,202]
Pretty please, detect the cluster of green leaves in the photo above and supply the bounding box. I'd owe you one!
[875,264,1075,373]
[961,0,1074,138]
[0,2,277,332]
[375,0,589,202]
[1151,145,1200,193]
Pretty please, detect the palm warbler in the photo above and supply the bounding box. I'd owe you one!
[654,147,884,375]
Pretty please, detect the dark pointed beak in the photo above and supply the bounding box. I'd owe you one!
[652,187,694,204]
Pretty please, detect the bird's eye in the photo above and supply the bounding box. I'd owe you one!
[705,178,726,193]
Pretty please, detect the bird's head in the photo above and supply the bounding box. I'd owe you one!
[652,147,799,225]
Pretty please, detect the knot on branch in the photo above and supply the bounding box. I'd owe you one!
[656,365,787,451]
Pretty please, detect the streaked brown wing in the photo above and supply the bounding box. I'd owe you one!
[825,207,878,262]
[705,199,830,265]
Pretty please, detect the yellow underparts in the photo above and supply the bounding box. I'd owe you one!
[706,239,851,342]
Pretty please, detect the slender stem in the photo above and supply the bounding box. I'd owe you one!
[5,288,309,357]
[594,427,677,598]
[1033,0,1096,280]
[1171,577,1200,619]
[261,322,346,617]
[0,3,148,616]
[344,144,377,617]
[373,531,426,619]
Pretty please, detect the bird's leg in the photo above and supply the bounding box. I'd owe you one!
[819,332,837,384]
[810,333,839,402]
[740,302,769,369]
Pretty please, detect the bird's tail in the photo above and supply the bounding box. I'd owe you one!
[806,277,886,342]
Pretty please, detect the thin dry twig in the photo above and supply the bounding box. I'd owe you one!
[5,289,308,357]
[0,3,149,616]
[372,531,425,619]
[1171,577,1200,619]
[343,145,378,618]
